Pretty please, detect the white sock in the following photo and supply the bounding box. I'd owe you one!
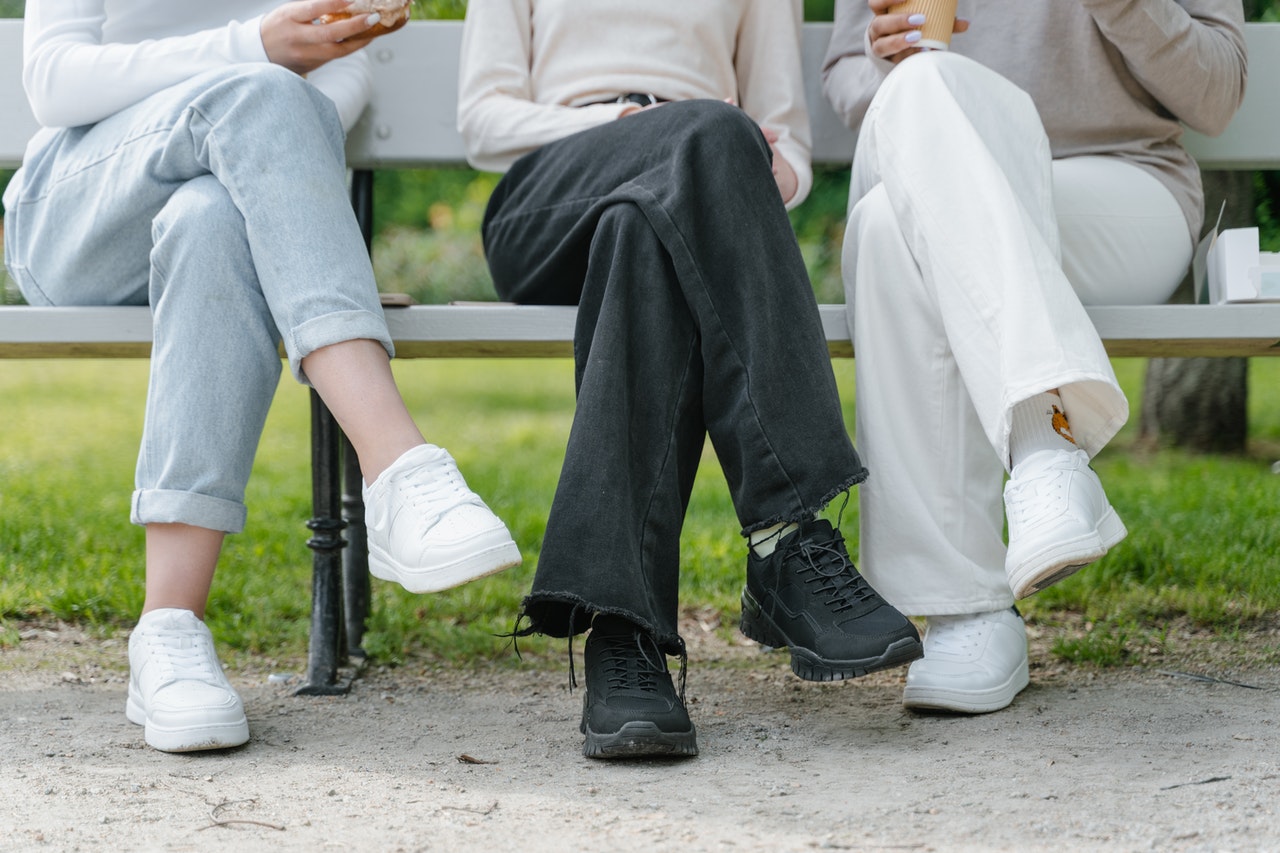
[1009,390,1080,468]
[749,521,799,557]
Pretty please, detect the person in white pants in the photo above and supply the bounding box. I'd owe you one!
[822,0,1246,713]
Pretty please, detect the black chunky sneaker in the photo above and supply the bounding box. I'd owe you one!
[580,615,698,759]
[740,518,922,681]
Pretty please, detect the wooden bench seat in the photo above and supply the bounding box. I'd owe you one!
[3,302,1279,360]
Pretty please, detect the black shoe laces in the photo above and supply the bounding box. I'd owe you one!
[597,629,667,693]
[786,533,878,614]
[573,614,688,701]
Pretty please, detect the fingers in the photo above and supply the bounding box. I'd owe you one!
[770,143,799,203]
[867,0,968,62]
[291,0,357,23]
[303,0,384,44]
[262,1,382,75]
[867,8,930,61]
[316,16,383,46]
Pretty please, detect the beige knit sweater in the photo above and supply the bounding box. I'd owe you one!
[822,0,1248,242]
[457,0,813,206]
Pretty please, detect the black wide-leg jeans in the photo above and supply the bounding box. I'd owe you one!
[482,100,866,654]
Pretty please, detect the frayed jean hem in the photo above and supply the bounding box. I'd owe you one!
[739,469,868,537]
[515,591,686,659]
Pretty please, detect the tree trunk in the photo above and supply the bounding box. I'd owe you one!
[1137,170,1251,453]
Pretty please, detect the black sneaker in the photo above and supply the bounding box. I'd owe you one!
[580,615,698,759]
[740,518,922,681]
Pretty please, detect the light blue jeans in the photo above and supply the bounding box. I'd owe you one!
[3,64,393,534]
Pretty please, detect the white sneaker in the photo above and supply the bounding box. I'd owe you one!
[363,444,522,593]
[902,608,1030,714]
[126,608,250,752]
[1004,448,1127,600]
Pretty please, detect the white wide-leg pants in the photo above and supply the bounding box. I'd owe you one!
[844,52,1191,615]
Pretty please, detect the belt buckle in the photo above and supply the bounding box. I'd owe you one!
[615,93,659,107]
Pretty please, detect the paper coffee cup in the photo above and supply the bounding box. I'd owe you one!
[889,0,958,51]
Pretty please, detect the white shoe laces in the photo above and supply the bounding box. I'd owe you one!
[1005,469,1067,529]
[924,614,988,656]
[391,456,480,522]
[1007,451,1089,531]
[139,629,221,684]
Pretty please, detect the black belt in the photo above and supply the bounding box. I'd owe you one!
[583,93,670,108]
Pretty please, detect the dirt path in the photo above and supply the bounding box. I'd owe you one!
[2,622,1278,852]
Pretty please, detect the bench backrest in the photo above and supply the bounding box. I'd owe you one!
[4,19,1280,171]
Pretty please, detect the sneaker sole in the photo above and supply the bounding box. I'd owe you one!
[126,694,249,753]
[902,659,1031,714]
[369,537,521,593]
[739,590,924,682]
[1007,507,1127,600]
[582,721,699,759]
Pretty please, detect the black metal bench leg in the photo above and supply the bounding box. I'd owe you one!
[341,166,376,659]
[342,432,371,658]
[296,390,355,695]
[293,166,375,694]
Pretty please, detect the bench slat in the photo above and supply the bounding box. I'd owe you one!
[4,303,1278,359]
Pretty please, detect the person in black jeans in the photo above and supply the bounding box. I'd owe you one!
[458,0,921,759]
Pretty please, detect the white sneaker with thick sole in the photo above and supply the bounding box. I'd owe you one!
[126,608,250,752]
[363,443,522,593]
[1004,448,1127,600]
[902,608,1030,714]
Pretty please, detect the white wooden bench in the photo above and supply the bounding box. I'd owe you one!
[4,19,1280,690]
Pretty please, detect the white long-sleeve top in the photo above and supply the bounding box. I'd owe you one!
[457,0,813,207]
[822,0,1248,243]
[20,0,372,132]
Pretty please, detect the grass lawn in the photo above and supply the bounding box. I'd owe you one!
[2,356,1278,672]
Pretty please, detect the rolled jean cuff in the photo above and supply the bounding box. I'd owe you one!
[131,488,248,534]
[286,309,395,384]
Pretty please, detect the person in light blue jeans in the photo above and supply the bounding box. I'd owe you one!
[3,0,521,754]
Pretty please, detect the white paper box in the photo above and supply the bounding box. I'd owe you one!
[1206,226,1280,304]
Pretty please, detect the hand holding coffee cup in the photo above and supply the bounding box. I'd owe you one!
[868,0,969,61]
[888,0,959,51]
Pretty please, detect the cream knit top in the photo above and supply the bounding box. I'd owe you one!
[457,0,813,206]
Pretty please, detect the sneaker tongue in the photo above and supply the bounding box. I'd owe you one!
[140,608,202,630]
[802,517,834,533]
[792,517,835,544]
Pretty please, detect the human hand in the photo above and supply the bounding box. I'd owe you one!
[617,100,667,119]
[262,0,386,76]
[866,0,968,64]
[719,100,797,202]
[760,126,799,203]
